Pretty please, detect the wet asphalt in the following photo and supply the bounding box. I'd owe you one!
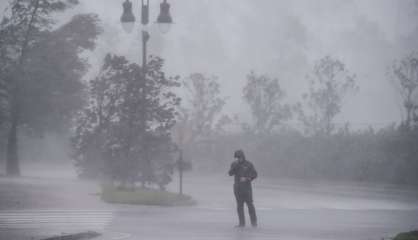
[0,169,418,240]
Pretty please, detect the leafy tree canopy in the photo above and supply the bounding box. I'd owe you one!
[73,54,181,187]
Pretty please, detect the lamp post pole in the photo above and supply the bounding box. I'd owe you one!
[121,0,173,186]
[178,149,183,195]
[141,30,150,186]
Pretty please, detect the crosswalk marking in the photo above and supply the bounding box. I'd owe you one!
[0,209,113,230]
[196,206,273,211]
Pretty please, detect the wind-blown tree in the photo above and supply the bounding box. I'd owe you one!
[0,23,12,163]
[0,33,11,130]
[296,56,357,135]
[0,0,84,176]
[175,73,228,145]
[22,14,100,133]
[0,72,8,162]
[0,58,8,129]
[391,52,418,128]
[72,54,180,188]
[242,72,291,136]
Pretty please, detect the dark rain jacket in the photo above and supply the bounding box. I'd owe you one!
[228,160,257,189]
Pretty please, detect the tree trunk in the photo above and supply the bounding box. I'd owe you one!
[6,101,19,176]
[405,89,414,129]
[5,0,41,177]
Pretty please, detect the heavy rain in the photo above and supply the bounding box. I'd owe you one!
[0,0,418,240]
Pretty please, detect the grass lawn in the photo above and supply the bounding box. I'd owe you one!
[101,184,196,206]
[394,231,418,240]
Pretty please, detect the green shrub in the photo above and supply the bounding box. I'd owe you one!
[101,184,196,206]
[394,231,418,240]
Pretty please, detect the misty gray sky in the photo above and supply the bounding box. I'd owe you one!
[1,0,418,129]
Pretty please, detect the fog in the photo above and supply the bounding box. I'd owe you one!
[1,0,412,123]
[72,0,418,126]
[1,0,418,240]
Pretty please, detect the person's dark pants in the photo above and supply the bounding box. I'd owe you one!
[234,184,257,226]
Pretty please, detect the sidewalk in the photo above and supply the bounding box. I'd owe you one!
[0,175,113,240]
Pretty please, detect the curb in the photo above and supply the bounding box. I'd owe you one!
[41,231,101,240]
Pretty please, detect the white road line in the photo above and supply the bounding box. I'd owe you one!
[0,224,108,228]
[0,220,112,224]
[0,215,113,218]
[0,210,113,230]
[0,216,113,220]
[196,207,273,211]
[0,222,112,226]
[0,212,112,216]
[0,223,111,229]
[0,214,113,216]
[0,210,113,213]
[258,207,274,210]
[110,232,132,240]
[0,220,112,223]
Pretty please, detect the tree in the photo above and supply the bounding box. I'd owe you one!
[0,31,11,130]
[0,0,81,176]
[72,54,180,188]
[391,52,418,128]
[242,72,291,136]
[176,73,228,145]
[23,14,100,132]
[296,56,357,135]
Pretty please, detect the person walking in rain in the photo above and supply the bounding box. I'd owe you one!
[229,149,258,227]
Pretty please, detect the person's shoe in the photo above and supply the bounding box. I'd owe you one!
[235,224,245,228]
[251,223,258,228]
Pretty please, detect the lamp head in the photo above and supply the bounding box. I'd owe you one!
[121,0,136,33]
[157,0,173,34]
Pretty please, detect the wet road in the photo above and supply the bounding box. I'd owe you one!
[102,175,418,240]
[0,171,417,240]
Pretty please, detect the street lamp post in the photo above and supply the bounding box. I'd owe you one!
[170,145,184,195]
[177,149,184,195]
[120,0,173,185]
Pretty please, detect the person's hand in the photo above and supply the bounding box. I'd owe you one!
[240,177,248,182]
[231,162,239,170]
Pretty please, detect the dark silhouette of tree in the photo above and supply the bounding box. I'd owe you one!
[22,14,100,133]
[72,54,180,188]
[242,72,291,136]
[296,56,357,135]
[391,52,418,128]
[0,0,96,176]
